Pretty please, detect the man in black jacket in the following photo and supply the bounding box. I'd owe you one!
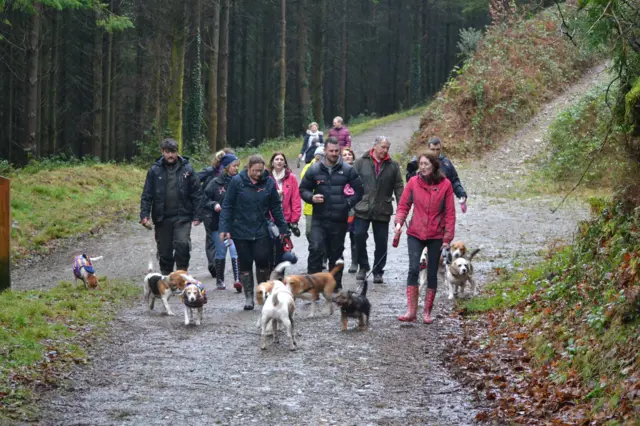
[140,139,205,275]
[299,138,364,290]
[353,136,404,284]
[406,136,468,211]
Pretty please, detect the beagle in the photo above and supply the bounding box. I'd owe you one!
[73,254,103,289]
[143,267,189,316]
[180,274,207,326]
[419,241,469,303]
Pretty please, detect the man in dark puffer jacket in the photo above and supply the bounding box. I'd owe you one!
[299,138,364,290]
[140,139,205,275]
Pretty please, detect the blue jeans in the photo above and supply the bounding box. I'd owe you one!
[213,232,238,260]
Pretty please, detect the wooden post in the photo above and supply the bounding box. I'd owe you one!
[0,176,10,291]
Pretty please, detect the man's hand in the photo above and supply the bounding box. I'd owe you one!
[141,217,153,230]
[312,194,324,204]
[459,197,466,204]
[214,203,222,213]
[220,232,231,242]
[459,197,467,214]
[298,153,303,159]
[192,220,201,226]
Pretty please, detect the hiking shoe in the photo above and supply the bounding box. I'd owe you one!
[373,273,384,284]
[356,267,369,281]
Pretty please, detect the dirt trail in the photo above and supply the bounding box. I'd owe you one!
[15,65,609,425]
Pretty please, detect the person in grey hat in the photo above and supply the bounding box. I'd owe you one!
[140,138,205,275]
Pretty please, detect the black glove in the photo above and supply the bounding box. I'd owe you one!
[289,222,301,237]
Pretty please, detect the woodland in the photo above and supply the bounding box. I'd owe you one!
[0,0,505,164]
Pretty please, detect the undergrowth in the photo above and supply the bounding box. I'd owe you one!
[529,82,628,191]
[0,279,140,422]
[412,5,602,158]
[456,198,640,423]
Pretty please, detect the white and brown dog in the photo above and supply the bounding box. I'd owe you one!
[180,274,207,326]
[259,280,297,351]
[419,241,469,302]
[143,260,189,316]
[444,248,481,299]
[73,254,103,289]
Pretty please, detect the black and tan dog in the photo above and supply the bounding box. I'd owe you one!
[333,280,370,331]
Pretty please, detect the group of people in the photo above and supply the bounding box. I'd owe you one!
[139,117,467,324]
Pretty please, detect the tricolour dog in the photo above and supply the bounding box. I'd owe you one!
[271,260,343,317]
[143,259,189,316]
[260,280,297,351]
[73,254,104,289]
[333,280,370,331]
[444,247,481,299]
[419,241,469,302]
[180,274,207,326]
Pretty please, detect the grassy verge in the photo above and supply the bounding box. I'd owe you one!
[10,164,146,260]
[411,5,602,158]
[454,198,640,424]
[526,82,628,193]
[0,280,140,422]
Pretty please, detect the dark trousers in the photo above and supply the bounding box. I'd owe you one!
[235,237,272,272]
[154,217,192,275]
[308,219,347,288]
[354,218,389,274]
[407,235,442,290]
[204,223,217,276]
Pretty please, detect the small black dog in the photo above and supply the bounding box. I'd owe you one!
[333,280,370,331]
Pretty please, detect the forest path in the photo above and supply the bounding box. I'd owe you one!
[19,64,609,425]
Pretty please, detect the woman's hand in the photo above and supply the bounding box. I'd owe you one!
[220,232,231,242]
[394,223,402,233]
[298,153,303,159]
[214,203,222,213]
[442,242,450,250]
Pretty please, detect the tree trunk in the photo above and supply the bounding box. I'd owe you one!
[310,0,326,125]
[110,6,119,161]
[208,0,221,151]
[103,28,113,160]
[297,0,311,131]
[240,0,248,143]
[40,21,50,157]
[168,3,187,152]
[50,10,60,154]
[134,0,146,144]
[185,0,204,148]
[24,3,42,156]
[276,0,286,137]
[217,0,230,147]
[93,10,103,159]
[338,0,348,119]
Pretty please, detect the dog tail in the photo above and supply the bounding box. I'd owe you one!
[329,259,344,276]
[468,247,482,261]
[272,292,280,307]
[270,261,292,280]
[360,279,368,298]
[89,255,104,262]
[147,250,155,273]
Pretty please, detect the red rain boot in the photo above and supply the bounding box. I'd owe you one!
[423,289,437,324]
[398,286,419,322]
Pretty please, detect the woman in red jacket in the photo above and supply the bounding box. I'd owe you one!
[394,153,456,324]
[269,152,302,265]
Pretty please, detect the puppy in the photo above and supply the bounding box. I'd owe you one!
[73,254,103,289]
[444,248,481,299]
[260,280,297,351]
[180,274,207,326]
[418,241,468,302]
[143,261,188,316]
[333,280,370,331]
[272,260,344,317]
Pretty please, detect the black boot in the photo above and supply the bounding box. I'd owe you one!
[256,267,271,285]
[348,237,358,273]
[215,259,226,290]
[240,272,255,310]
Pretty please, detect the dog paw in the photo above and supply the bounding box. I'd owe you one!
[184,320,189,325]
[168,312,176,316]
[195,320,201,326]
[290,345,297,351]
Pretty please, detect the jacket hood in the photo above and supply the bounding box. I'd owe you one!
[239,168,270,183]
[319,154,345,171]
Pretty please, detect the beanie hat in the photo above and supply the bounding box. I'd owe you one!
[220,153,239,169]
[314,146,325,156]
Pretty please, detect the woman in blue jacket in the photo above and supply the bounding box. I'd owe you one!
[219,154,289,310]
